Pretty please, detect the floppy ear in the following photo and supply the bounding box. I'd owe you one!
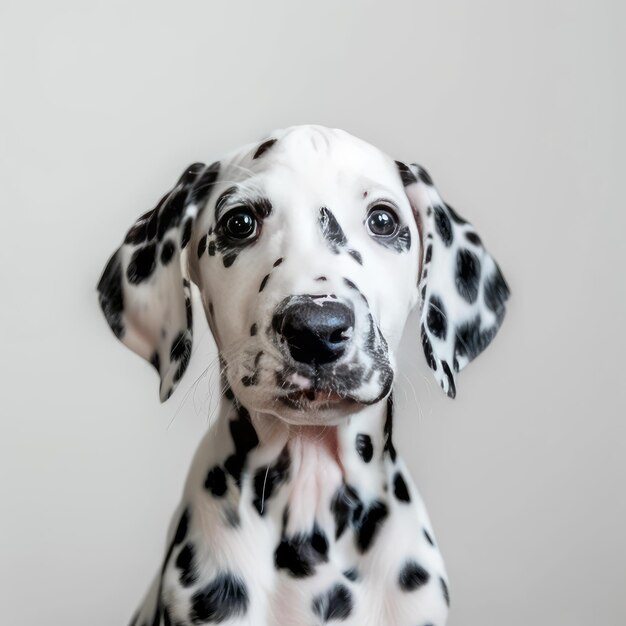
[96,162,219,401]
[396,161,510,398]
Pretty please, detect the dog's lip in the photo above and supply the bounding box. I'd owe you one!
[278,388,358,409]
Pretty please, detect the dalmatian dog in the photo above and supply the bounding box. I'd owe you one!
[97,125,509,626]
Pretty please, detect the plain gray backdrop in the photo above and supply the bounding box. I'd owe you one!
[1,1,624,624]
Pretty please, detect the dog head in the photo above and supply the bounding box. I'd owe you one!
[97,125,509,424]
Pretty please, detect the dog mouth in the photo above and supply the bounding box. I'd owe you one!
[277,387,360,411]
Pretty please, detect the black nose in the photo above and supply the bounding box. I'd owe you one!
[273,298,354,365]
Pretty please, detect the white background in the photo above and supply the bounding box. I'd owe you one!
[1,1,624,624]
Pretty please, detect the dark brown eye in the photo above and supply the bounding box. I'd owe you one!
[367,206,399,237]
[223,208,257,240]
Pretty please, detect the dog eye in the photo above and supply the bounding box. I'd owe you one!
[367,206,399,237]
[222,208,257,240]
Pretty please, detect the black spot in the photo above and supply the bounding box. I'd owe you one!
[319,207,347,252]
[312,583,353,622]
[223,252,237,268]
[253,138,277,159]
[250,323,257,336]
[398,560,430,591]
[197,234,207,258]
[175,543,198,587]
[420,325,437,372]
[170,332,192,362]
[393,472,411,503]
[316,276,327,281]
[204,466,227,497]
[180,217,193,249]
[355,500,388,553]
[427,295,447,340]
[223,408,259,488]
[441,361,456,399]
[274,525,329,578]
[331,483,363,540]
[424,243,433,264]
[456,248,481,303]
[355,434,373,463]
[416,165,433,186]
[483,264,510,318]
[383,394,397,462]
[259,274,270,292]
[190,573,248,623]
[433,206,453,247]
[189,161,220,210]
[97,252,125,339]
[150,351,160,373]
[252,446,291,515]
[208,240,216,256]
[440,576,450,606]
[343,568,359,582]
[160,240,175,266]
[454,314,500,366]
[465,231,482,246]
[124,208,155,245]
[423,528,435,546]
[127,243,157,284]
[395,161,418,186]
[348,249,363,264]
[273,257,283,267]
[185,296,192,330]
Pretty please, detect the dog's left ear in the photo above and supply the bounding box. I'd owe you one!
[396,161,510,398]
[97,162,219,402]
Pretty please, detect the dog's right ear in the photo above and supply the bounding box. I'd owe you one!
[97,162,220,401]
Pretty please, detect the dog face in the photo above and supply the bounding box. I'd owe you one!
[98,125,509,424]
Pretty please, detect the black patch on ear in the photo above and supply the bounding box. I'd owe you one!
[253,138,277,159]
[274,525,329,578]
[190,573,249,623]
[427,295,447,340]
[416,165,433,186]
[189,161,220,210]
[433,206,453,247]
[204,465,227,497]
[453,315,499,365]
[395,160,418,186]
[252,445,291,515]
[398,560,430,591]
[180,217,193,249]
[319,207,348,252]
[393,472,410,502]
[355,434,373,463]
[456,248,481,303]
[127,243,157,284]
[124,208,156,245]
[312,583,353,621]
[483,265,510,319]
[160,239,175,265]
[175,543,198,587]
[97,252,125,339]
